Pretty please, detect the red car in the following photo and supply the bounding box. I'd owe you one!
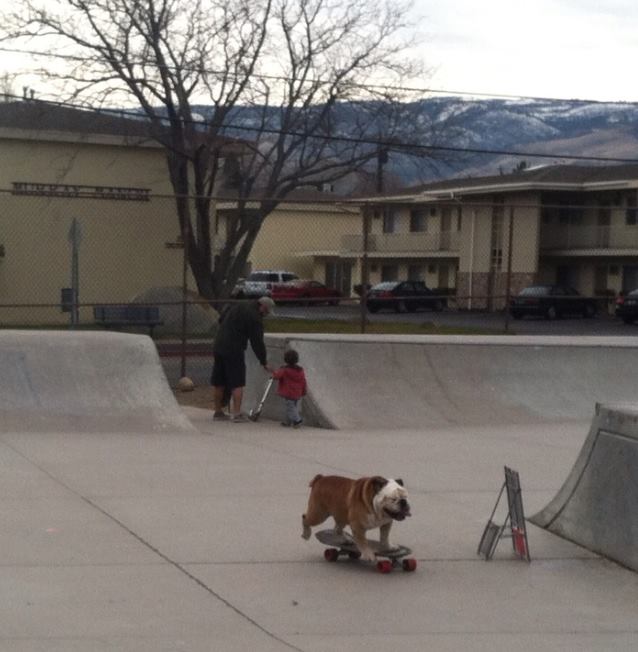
[270,280,342,306]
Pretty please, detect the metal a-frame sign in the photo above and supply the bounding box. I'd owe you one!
[477,466,531,562]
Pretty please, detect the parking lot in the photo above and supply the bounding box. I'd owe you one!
[273,302,636,336]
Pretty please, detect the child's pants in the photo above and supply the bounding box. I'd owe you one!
[284,398,302,425]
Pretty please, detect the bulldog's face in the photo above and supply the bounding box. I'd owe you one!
[373,478,411,521]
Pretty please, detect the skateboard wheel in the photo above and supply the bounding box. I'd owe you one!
[348,551,361,560]
[402,558,417,572]
[324,548,339,562]
[377,560,393,574]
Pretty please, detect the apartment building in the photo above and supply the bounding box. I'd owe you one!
[304,164,638,309]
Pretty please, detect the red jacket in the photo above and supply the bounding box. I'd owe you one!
[272,365,307,400]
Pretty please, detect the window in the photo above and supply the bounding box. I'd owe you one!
[490,199,504,273]
[626,193,637,226]
[409,209,427,232]
[381,264,399,282]
[408,264,425,280]
[556,265,580,288]
[382,207,396,233]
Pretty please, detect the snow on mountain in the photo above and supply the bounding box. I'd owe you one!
[191,96,638,185]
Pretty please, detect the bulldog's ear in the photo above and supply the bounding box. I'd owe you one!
[371,476,388,494]
[395,478,404,487]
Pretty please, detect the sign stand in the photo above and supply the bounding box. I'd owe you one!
[477,466,531,562]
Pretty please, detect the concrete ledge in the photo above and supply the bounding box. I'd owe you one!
[531,403,638,571]
[245,335,638,430]
[0,330,193,433]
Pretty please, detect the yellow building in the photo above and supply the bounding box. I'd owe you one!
[0,101,190,324]
[4,99,638,322]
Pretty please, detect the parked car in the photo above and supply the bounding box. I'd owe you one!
[509,284,597,320]
[270,280,342,306]
[366,281,446,313]
[615,289,638,324]
[232,270,299,299]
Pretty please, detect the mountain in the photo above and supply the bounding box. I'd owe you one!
[195,97,638,187]
[381,97,638,184]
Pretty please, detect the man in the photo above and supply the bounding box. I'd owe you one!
[211,295,275,423]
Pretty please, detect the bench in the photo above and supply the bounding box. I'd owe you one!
[93,305,164,338]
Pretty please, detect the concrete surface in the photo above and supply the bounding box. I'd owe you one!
[0,330,192,433]
[531,402,638,572]
[245,335,638,429]
[1,331,638,651]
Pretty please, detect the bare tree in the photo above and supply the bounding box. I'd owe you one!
[2,0,426,298]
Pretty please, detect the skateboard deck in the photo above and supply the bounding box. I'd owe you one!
[315,529,417,573]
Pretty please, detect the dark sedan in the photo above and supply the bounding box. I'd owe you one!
[615,289,638,324]
[510,284,597,320]
[366,281,446,313]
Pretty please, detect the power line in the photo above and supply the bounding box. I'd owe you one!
[2,45,638,107]
[5,93,638,165]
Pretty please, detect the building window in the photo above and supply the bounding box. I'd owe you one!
[381,264,398,281]
[383,207,396,233]
[408,264,425,280]
[490,199,504,273]
[626,193,637,225]
[409,209,428,232]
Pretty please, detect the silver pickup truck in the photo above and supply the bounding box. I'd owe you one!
[232,270,299,299]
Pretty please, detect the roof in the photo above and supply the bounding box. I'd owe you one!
[363,164,638,203]
[0,100,156,140]
[0,100,245,151]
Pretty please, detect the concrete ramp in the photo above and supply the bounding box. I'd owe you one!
[530,403,638,571]
[0,330,193,432]
[246,335,638,429]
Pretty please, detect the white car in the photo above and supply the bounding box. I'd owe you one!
[232,270,299,299]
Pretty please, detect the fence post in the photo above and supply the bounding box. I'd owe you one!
[359,204,371,334]
[180,216,189,379]
[67,218,82,329]
[503,205,514,333]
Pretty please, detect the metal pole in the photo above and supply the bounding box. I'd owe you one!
[468,209,476,311]
[68,218,81,329]
[359,205,370,334]
[504,205,515,333]
[180,217,189,379]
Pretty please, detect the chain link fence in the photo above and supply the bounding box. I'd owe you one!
[0,189,629,353]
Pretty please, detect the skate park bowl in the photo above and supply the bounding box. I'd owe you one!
[0,330,193,433]
[245,334,638,430]
[245,334,638,571]
[530,403,638,572]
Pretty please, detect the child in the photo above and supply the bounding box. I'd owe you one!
[272,348,307,428]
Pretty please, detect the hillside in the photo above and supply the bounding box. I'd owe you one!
[193,97,638,186]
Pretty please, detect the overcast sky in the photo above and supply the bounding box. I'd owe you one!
[2,0,637,104]
[414,0,638,102]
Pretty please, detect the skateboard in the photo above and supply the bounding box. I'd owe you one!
[249,377,273,421]
[315,529,417,573]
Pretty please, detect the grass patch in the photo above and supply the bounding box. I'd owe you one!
[265,317,502,335]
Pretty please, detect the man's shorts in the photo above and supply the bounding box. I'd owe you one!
[211,352,246,389]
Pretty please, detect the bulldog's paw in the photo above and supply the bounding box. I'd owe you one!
[301,519,311,540]
[360,548,376,563]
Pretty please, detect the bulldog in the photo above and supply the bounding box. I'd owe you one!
[301,474,411,562]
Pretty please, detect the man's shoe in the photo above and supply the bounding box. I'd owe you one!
[213,411,230,421]
[292,420,303,429]
[231,413,250,423]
